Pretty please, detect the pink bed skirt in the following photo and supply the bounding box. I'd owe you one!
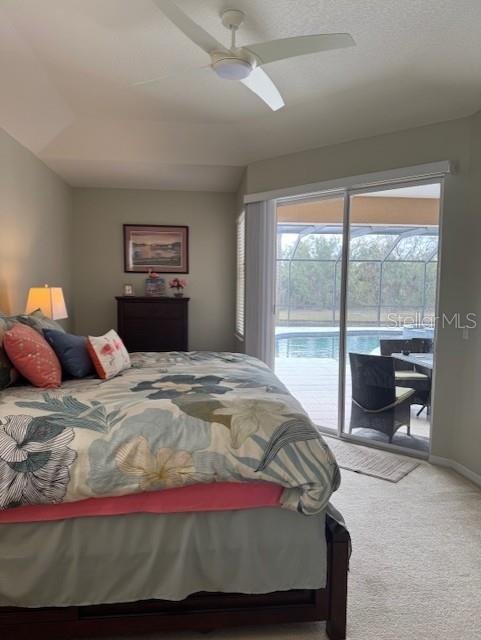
[0,482,283,524]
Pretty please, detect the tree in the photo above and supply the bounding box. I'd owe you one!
[277,229,438,326]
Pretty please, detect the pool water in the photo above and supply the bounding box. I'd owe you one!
[276,334,389,359]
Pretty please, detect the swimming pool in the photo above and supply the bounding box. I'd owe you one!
[275,333,395,359]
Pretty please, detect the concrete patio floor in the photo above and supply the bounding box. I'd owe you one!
[275,356,430,452]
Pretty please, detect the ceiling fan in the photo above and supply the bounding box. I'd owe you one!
[136,0,356,111]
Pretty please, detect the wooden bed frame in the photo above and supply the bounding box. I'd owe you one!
[0,515,349,640]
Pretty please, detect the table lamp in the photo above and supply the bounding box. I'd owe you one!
[25,285,68,320]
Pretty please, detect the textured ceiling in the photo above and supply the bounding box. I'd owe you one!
[1,0,481,192]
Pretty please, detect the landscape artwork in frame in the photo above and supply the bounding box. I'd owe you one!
[124,225,189,273]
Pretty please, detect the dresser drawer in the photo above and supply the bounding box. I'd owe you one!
[121,301,184,320]
[116,296,189,352]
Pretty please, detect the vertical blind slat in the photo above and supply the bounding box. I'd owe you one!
[236,212,246,338]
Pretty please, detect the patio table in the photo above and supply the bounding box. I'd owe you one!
[392,352,433,416]
[391,352,433,375]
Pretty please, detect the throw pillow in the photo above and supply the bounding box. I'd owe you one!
[4,323,61,388]
[43,329,94,379]
[18,308,66,335]
[87,329,131,380]
[0,316,19,390]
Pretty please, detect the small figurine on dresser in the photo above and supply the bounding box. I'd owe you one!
[169,278,187,298]
[145,270,166,296]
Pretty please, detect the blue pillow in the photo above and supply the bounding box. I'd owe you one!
[43,329,94,379]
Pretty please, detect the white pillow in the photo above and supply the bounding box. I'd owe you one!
[87,329,131,380]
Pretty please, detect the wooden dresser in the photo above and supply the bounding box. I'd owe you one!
[116,296,189,352]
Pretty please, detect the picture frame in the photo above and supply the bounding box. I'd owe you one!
[123,284,134,296]
[123,225,189,274]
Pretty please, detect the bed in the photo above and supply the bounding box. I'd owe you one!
[0,351,349,639]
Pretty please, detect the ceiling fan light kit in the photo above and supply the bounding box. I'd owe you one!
[149,0,356,111]
[211,56,253,80]
[211,50,256,81]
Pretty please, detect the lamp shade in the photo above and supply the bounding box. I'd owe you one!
[25,285,68,320]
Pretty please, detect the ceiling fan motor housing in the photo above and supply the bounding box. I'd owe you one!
[221,9,245,30]
[210,48,256,80]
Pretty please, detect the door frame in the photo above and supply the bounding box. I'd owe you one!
[274,176,446,459]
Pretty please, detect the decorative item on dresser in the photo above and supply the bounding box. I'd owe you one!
[116,296,189,352]
[169,277,187,298]
[144,270,166,297]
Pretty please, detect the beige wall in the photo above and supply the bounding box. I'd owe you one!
[72,188,237,352]
[450,109,481,478]
[0,128,72,322]
[246,114,481,480]
[246,118,471,195]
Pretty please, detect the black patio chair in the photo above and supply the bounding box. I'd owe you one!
[379,338,432,414]
[379,338,433,358]
[349,353,415,442]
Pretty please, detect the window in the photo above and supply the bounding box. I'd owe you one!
[236,212,246,339]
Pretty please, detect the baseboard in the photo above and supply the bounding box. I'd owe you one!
[429,455,481,488]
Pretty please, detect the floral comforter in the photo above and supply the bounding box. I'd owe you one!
[0,352,340,515]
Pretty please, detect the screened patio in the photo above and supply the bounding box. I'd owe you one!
[276,223,439,328]
[275,223,439,452]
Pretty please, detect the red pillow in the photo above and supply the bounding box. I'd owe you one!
[4,323,61,388]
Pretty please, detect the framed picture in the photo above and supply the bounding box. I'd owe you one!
[123,284,134,296]
[123,225,189,274]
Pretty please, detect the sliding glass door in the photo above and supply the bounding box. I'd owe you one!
[274,195,345,432]
[275,180,442,455]
[342,183,440,453]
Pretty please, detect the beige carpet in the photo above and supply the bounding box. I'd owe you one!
[325,437,420,482]
[102,462,481,640]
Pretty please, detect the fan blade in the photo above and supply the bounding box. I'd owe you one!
[153,0,223,54]
[241,68,284,111]
[132,65,210,87]
[245,33,355,65]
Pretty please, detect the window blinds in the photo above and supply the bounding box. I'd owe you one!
[235,211,246,338]
[244,201,277,366]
